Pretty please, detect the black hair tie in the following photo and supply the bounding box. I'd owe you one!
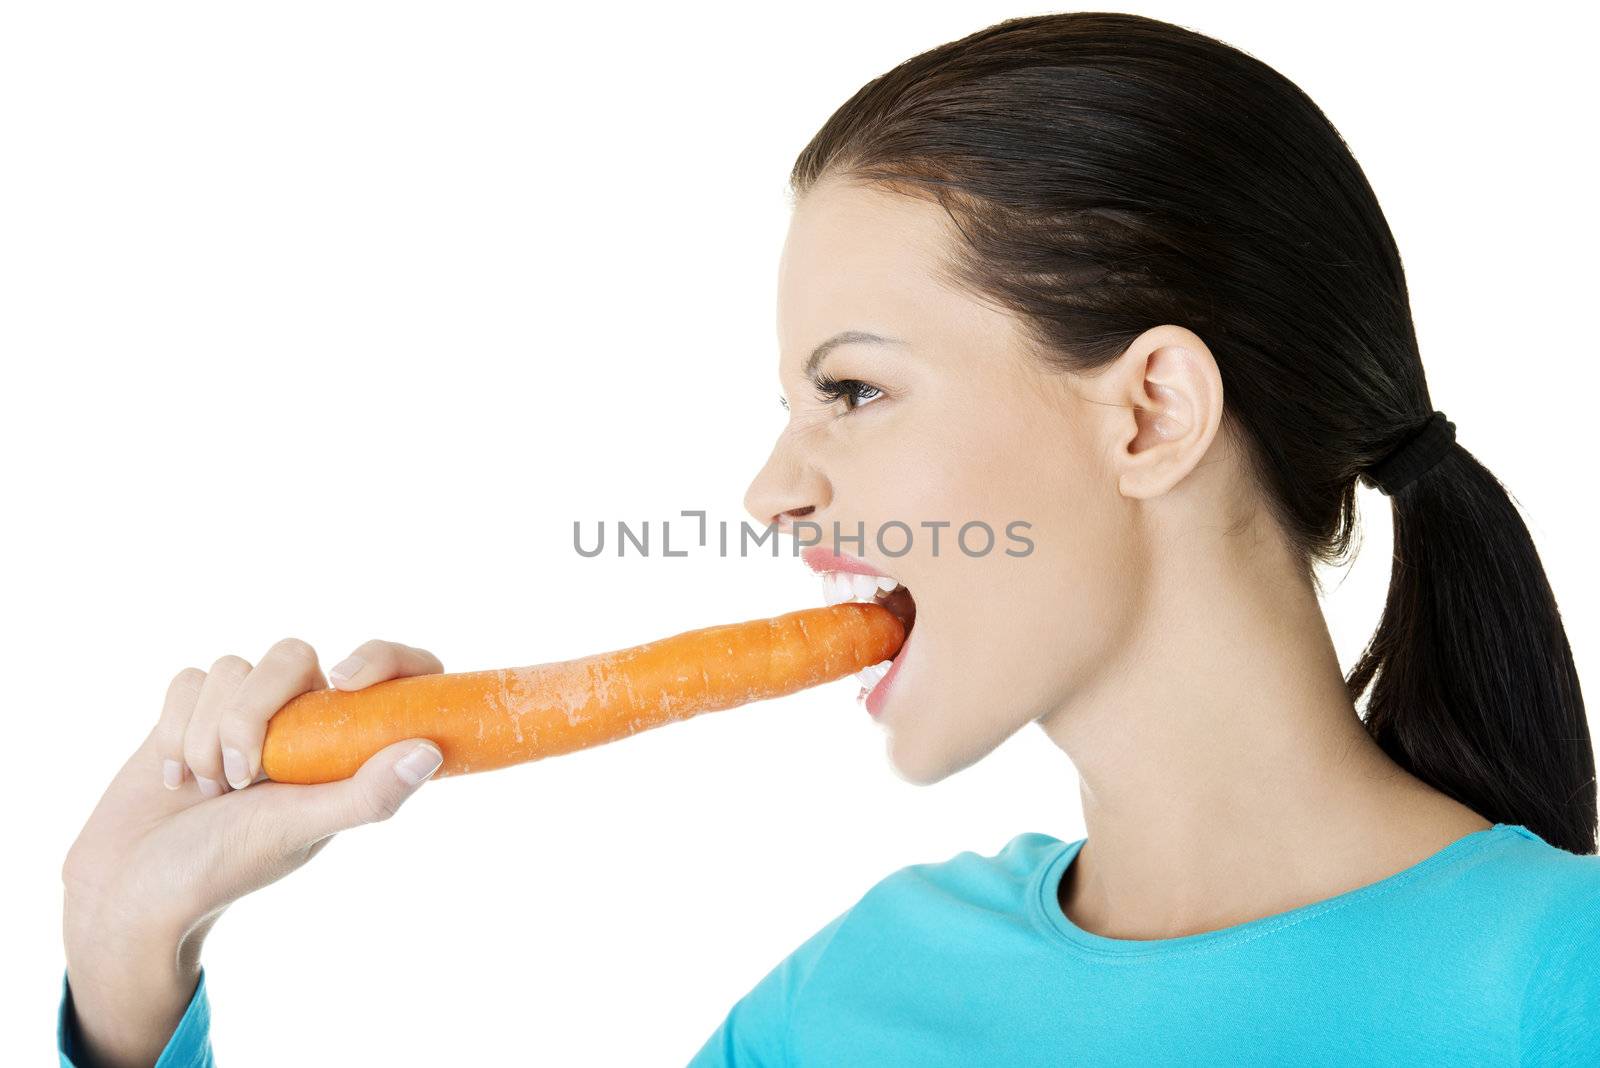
[1365,410,1456,496]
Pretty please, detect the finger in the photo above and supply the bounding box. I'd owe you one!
[275,738,444,852]
[185,655,252,798]
[329,639,444,690]
[155,668,208,791]
[218,637,326,791]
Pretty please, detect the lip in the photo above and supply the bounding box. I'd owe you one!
[801,546,894,579]
[863,625,912,717]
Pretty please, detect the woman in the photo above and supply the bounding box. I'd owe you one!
[59,12,1599,1065]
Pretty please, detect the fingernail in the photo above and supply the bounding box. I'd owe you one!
[197,776,223,799]
[163,759,184,790]
[394,744,443,786]
[223,747,250,790]
[330,655,366,685]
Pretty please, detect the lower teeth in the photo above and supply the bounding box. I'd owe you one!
[856,659,893,692]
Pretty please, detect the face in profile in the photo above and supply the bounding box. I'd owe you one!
[744,174,1154,786]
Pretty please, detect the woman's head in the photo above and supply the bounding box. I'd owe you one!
[746,172,1247,785]
[744,12,1593,851]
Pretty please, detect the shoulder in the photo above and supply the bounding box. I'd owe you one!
[856,830,1074,916]
[1480,825,1600,919]
[1510,831,1600,1061]
[688,833,1072,1064]
[1486,826,1600,1063]
[783,831,1075,986]
[882,830,1068,883]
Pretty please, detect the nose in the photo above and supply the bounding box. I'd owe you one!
[743,435,829,533]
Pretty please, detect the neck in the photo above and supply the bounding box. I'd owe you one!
[1036,504,1489,940]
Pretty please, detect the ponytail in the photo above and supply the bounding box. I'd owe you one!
[1350,416,1595,854]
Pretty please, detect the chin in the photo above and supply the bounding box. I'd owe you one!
[883,729,973,787]
[882,692,1042,786]
[887,746,949,787]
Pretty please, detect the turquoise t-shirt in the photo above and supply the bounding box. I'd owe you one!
[688,823,1600,1065]
[57,823,1600,1065]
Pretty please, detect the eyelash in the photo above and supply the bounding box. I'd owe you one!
[810,373,884,411]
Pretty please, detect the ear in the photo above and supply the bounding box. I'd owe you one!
[1107,325,1224,499]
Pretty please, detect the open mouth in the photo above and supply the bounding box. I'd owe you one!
[799,546,918,702]
[815,568,917,694]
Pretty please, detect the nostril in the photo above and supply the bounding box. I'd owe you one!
[775,505,815,531]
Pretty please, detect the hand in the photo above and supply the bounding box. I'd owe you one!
[61,637,447,1068]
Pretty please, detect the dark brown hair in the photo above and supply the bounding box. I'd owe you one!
[789,12,1595,853]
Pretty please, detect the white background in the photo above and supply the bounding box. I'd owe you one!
[4,1,1595,1062]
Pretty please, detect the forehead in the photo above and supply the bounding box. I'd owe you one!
[777,177,958,356]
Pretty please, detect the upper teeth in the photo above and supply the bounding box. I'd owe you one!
[821,570,900,606]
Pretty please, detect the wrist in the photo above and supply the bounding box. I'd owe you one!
[63,894,207,1068]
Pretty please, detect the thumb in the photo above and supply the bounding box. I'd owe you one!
[279,738,444,850]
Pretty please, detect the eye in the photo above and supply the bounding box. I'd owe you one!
[812,373,886,412]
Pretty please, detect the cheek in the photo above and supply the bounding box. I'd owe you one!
[821,404,979,548]
[887,487,1140,784]
[883,394,1144,770]
[953,457,1138,699]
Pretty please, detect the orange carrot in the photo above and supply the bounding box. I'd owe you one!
[260,601,905,784]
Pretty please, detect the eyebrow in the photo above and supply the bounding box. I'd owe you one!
[804,331,906,379]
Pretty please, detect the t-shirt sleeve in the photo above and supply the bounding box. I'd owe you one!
[59,965,216,1068]
[685,905,854,1068]
[1520,900,1600,1065]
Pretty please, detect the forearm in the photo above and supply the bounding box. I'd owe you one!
[62,897,207,1068]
